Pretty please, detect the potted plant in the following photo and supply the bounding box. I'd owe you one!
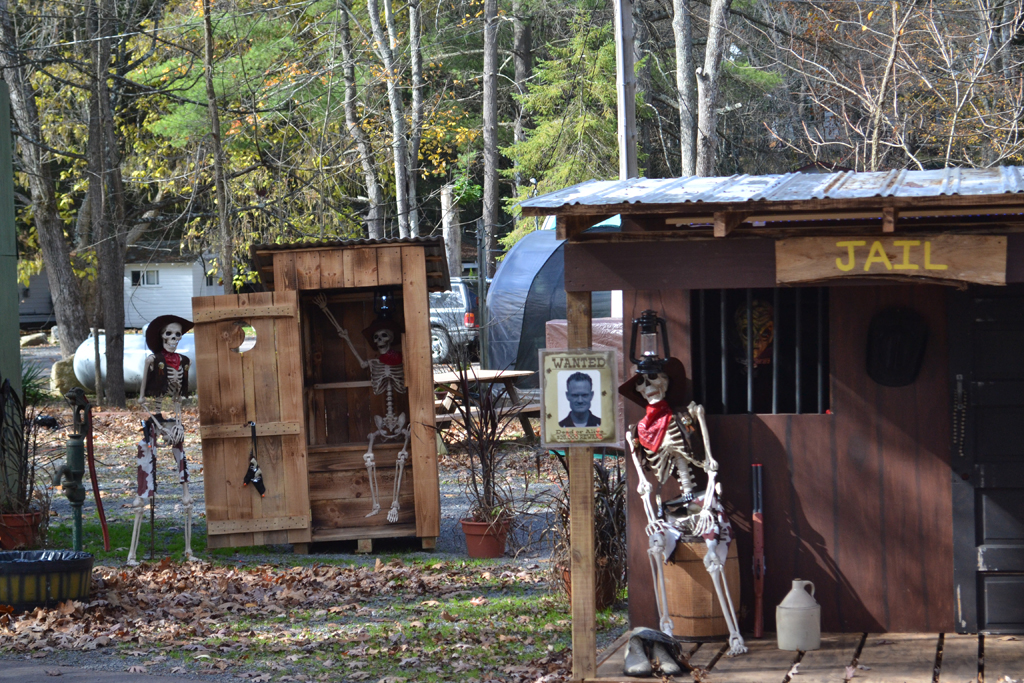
[0,370,51,549]
[551,454,627,609]
[446,360,532,558]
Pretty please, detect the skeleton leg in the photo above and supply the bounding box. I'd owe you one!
[704,539,747,656]
[169,425,193,560]
[128,420,157,565]
[364,431,381,518]
[648,531,676,636]
[388,428,411,523]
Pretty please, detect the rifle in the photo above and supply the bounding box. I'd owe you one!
[752,463,765,638]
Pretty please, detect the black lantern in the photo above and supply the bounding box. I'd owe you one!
[374,288,397,321]
[629,309,671,375]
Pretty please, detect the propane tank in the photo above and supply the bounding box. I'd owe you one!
[776,579,821,651]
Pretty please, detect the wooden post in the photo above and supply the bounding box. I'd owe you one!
[441,184,462,278]
[613,0,637,180]
[567,289,596,681]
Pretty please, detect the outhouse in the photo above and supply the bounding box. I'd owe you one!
[193,238,448,551]
[520,167,1024,680]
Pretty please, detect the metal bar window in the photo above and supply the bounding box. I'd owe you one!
[691,288,830,415]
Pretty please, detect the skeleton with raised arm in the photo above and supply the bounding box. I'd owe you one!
[129,315,194,565]
[313,293,410,523]
[618,311,745,678]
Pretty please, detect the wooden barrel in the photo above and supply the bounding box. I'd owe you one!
[663,540,740,638]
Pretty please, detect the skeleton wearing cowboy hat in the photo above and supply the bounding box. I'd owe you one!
[129,314,194,565]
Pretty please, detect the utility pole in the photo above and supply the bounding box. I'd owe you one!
[614,0,637,180]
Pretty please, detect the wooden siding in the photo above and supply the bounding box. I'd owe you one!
[623,285,954,633]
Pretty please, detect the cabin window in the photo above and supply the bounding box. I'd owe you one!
[690,288,830,415]
[131,269,160,286]
[206,274,216,287]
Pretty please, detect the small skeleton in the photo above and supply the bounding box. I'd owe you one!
[627,370,747,657]
[313,294,410,523]
[130,316,194,565]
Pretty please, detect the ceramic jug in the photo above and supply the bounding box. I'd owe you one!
[776,579,821,651]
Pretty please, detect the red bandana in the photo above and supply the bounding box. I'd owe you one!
[380,350,403,366]
[164,353,182,371]
[637,400,673,452]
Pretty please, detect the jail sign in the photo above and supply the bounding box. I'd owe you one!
[775,234,1007,285]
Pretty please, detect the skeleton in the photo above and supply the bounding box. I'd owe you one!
[628,371,747,657]
[130,318,193,565]
[313,294,410,523]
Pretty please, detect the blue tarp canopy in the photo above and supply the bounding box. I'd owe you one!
[485,218,616,387]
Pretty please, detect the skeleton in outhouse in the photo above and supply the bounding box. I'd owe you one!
[129,315,194,565]
[313,292,410,523]
[621,311,746,675]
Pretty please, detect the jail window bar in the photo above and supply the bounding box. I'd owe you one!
[700,287,828,415]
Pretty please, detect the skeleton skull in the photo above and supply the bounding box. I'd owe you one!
[635,372,669,405]
[373,328,394,355]
[162,322,183,354]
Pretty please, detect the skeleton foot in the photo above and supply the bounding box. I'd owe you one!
[127,497,147,566]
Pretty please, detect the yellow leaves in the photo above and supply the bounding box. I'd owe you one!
[867,10,873,20]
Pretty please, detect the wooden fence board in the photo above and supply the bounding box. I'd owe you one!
[402,246,440,538]
[311,493,416,529]
[199,422,301,439]
[857,633,938,683]
[377,247,403,285]
[342,250,356,287]
[273,252,298,291]
[208,516,309,535]
[295,251,321,290]
[308,466,413,501]
[193,304,295,323]
[983,635,1024,682]
[352,247,379,287]
[938,634,978,682]
[708,638,796,682]
[319,249,345,289]
[795,633,861,683]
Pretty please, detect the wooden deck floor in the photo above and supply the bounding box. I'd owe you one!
[591,633,1024,682]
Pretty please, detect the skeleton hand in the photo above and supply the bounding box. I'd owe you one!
[645,518,671,538]
[160,420,184,446]
[692,508,715,537]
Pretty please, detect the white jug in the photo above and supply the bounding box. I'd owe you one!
[776,579,821,651]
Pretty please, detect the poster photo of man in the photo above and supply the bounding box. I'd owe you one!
[539,349,618,447]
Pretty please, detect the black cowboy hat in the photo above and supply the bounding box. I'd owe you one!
[146,315,194,356]
[618,356,691,409]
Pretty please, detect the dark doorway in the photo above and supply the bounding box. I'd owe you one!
[950,285,1024,634]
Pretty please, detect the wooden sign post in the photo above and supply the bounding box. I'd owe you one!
[776,235,1007,285]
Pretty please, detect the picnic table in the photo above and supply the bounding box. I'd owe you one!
[433,366,538,439]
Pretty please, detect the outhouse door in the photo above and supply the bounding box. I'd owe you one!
[192,291,312,548]
[950,285,1024,633]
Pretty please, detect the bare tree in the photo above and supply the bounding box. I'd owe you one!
[694,0,733,176]
[203,0,233,293]
[482,0,498,275]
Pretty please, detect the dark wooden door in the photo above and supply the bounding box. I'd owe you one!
[951,286,1024,634]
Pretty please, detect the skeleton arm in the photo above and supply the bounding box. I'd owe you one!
[688,401,719,536]
[629,429,667,536]
[137,354,154,407]
[312,294,368,368]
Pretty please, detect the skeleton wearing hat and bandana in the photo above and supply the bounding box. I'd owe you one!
[313,293,411,523]
[618,311,745,677]
[129,314,194,565]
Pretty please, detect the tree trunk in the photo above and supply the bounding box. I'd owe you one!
[512,2,532,189]
[441,184,461,278]
[0,0,89,358]
[340,1,384,238]
[673,0,696,175]
[482,0,499,276]
[695,0,733,176]
[203,0,233,292]
[408,0,424,237]
[367,0,411,237]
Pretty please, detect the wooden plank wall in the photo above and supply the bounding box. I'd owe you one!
[623,285,954,633]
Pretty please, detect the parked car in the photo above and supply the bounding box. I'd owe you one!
[429,277,480,363]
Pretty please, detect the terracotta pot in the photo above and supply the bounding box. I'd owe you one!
[461,518,510,558]
[0,510,44,550]
[560,563,619,610]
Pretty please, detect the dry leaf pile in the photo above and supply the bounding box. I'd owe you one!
[0,558,578,682]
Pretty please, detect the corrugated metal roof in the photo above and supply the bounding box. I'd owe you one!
[519,167,1024,213]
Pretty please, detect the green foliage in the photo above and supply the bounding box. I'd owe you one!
[20,362,49,407]
[723,60,783,92]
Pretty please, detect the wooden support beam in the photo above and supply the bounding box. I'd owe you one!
[557,215,596,241]
[883,206,898,233]
[566,290,596,681]
[355,539,373,554]
[713,211,748,237]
